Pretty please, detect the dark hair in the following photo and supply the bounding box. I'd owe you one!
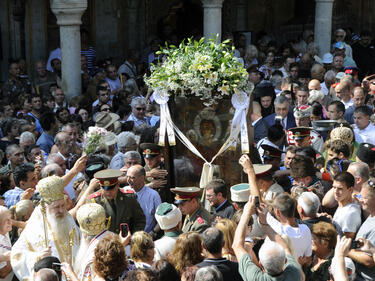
[24,144,40,159]
[152,260,180,281]
[34,256,62,280]
[354,105,372,117]
[311,102,323,117]
[290,154,315,178]
[205,179,227,198]
[286,145,298,154]
[296,147,317,161]
[125,269,159,281]
[55,107,70,123]
[326,139,350,158]
[289,62,299,70]
[267,124,285,142]
[273,193,296,218]
[40,111,56,131]
[201,227,223,255]
[3,118,19,136]
[328,158,351,175]
[13,163,35,187]
[329,100,345,114]
[333,171,355,188]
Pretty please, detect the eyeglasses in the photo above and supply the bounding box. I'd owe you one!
[136,107,146,111]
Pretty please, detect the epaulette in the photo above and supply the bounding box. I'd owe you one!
[196,214,204,225]
[89,191,102,199]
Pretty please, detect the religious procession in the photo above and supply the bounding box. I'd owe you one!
[1,1,375,281]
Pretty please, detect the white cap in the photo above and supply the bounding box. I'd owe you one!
[155,203,182,230]
[322,53,333,64]
[230,183,250,202]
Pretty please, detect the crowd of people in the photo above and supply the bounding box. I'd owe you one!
[0,25,375,281]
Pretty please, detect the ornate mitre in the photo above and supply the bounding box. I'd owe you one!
[330,125,353,145]
[37,175,65,204]
[76,203,106,236]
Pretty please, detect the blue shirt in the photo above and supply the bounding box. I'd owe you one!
[3,187,24,208]
[109,151,124,169]
[136,186,161,233]
[36,132,55,153]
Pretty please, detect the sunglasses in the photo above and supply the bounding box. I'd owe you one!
[101,108,111,112]
[136,107,146,111]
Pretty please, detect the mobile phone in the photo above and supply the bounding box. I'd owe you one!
[120,223,129,237]
[254,196,260,208]
[350,240,361,249]
[52,263,61,271]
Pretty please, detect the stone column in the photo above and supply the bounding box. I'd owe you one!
[235,0,247,31]
[50,0,87,100]
[314,0,335,57]
[201,0,224,42]
[127,0,138,50]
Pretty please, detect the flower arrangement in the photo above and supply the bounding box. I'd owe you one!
[144,37,252,106]
[83,127,108,156]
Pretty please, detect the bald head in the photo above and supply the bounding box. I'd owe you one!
[126,164,146,191]
[308,79,321,91]
[35,268,59,281]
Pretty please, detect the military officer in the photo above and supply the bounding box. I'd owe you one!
[89,169,146,234]
[171,187,212,233]
[140,143,169,201]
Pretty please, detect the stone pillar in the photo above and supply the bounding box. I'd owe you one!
[201,0,224,42]
[314,0,335,57]
[127,0,138,50]
[235,0,247,31]
[50,0,87,100]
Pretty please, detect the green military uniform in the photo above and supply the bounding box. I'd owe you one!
[171,186,212,234]
[140,143,171,202]
[89,169,146,234]
[182,205,212,233]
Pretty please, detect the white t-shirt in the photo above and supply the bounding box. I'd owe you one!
[0,233,13,281]
[333,202,362,233]
[354,122,375,145]
[267,213,312,258]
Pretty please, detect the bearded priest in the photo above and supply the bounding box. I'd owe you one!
[11,175,81,281]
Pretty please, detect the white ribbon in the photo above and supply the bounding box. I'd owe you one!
[230,91,250,154]
[153,89,176,146]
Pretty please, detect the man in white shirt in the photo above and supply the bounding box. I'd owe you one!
[105,64,122,94]
[353,106,375,145]
[266,193,312,265]
[335,79,353,109]
[332,172,362,238]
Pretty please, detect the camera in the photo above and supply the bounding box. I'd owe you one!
[350,240,361,249]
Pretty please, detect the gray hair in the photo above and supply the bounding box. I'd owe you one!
[194,266,223,281]
[123,151,142,163]
[274,95,289,106]
[41,163,63,178]
[46,153,64,166]
[123,78,140,96]
[117,131,137,149]
[324,70,336,80]
[258,241,286,276]
[130,96,147,108]
[307,42,320,56]
[19,131,35,145]
[0,206,10,217]
[349,162,370,182]
[335,28,346,37]
[298,192,320,217]
[5,144,20,157]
